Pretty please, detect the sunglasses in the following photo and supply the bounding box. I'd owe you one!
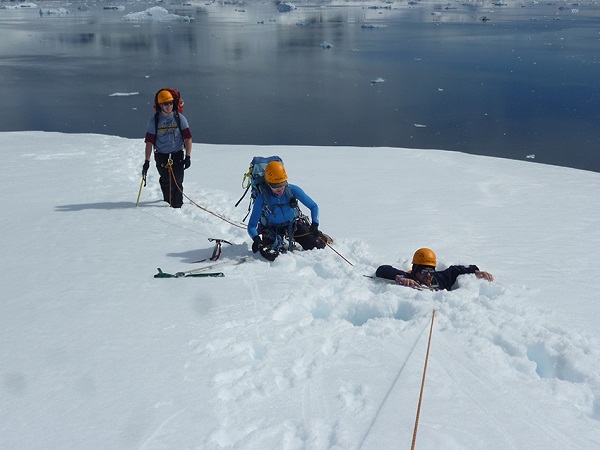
[161,101,174,106]
[418,267,435,275]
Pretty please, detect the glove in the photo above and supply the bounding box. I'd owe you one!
[184,155,191,170]
[142,160,150,176]
[252,236,263,253]
[310,222,319,237]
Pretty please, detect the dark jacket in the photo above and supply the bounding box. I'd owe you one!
[375,264,479,291]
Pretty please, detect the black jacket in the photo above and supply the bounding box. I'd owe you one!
[375,264,479,291]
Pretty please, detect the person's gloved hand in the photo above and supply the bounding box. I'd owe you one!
[310,222,320,237]
[184,155,191,169]
[252,236,263,253]
[142,160,150,176]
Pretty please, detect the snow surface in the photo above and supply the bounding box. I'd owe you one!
[1,131,600,449]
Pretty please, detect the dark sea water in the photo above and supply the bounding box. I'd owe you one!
[1,1,599,172]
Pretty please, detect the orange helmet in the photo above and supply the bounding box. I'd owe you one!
[157,89,174,104]
[412,248,437,267]
[264,161,288,185]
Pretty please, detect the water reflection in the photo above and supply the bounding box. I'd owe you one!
[0,1,599,172]
[56,33,96,45]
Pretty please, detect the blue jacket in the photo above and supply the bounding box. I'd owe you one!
[247,184,319,239]
[375,264,479,291]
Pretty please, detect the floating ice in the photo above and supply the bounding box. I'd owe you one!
[109,92,140,97]
[19,2,36,7]
[320,41,332,49]
[277,2,296,12]
[121,6,192,23]
[1,2,36,8]
[371,77,385,84]
[39,7,69,15]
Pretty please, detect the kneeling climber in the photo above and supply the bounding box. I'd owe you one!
[248,161,326,261]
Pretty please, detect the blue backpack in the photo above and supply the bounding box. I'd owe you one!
[235,156,300,226]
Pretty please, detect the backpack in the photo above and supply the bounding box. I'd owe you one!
[235,156,300,225]
[152,88,184,146]
[153,88,184,114]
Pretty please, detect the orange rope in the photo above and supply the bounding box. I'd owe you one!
[411,309,436,450]
[326,243,354,266]
[166,164,246,229]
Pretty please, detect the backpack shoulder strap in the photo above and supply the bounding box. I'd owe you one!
[174,111,182,134]
[284,186,299,216]
[153,112,160,150]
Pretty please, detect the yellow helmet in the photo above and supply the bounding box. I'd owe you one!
[264,161,288,185]
[157,89,174,104]
[412,248,437,267]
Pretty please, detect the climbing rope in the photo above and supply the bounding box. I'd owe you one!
[411,308,436,450]
[326,242,354,267]
[166,163,246,229]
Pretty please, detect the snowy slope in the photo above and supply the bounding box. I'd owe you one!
[1,131,599,449]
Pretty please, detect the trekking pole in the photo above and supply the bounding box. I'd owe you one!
[411,309,436,450]
[135,174,146,207]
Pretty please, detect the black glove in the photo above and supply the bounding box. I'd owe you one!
[252,236,263,253]
[310,222,319,237]
[142,160,150,176]
[184,155,191,170]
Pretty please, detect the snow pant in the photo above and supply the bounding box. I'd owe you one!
[293,220,326,250]
[154,150,185,208]
[260,219,326,252]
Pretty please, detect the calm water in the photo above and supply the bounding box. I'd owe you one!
[1,1,599,172]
